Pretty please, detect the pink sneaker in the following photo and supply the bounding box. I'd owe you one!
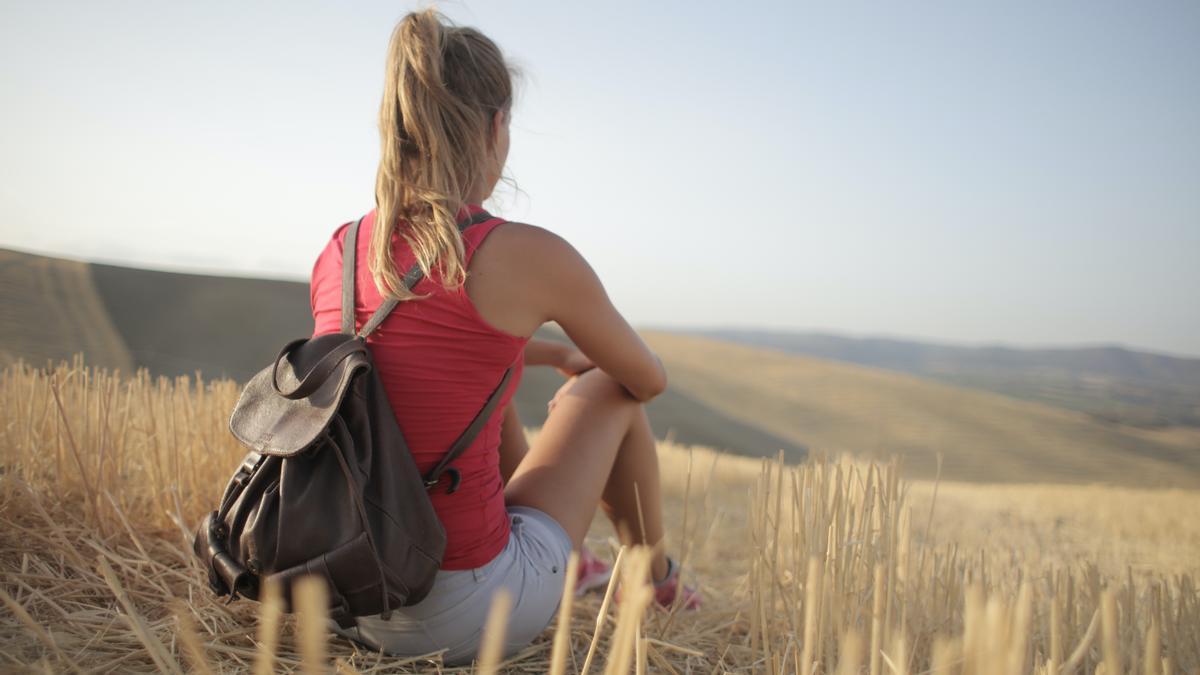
[614,557,702,610]
[575,547,613,596]
[651,557,702,610]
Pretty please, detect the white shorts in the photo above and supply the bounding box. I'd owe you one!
[331,505,572,666]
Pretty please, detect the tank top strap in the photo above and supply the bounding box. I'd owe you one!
[460,212,507,266]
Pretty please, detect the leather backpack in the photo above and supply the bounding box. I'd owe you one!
[193,210,512,627]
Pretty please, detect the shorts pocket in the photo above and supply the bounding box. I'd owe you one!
[510,511,569,578]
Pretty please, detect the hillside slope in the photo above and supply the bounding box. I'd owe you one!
[0,249,133,373]
[90,262,313,381]
[1,250,802,458]
[645,331,1200,487]
[5,248,1195,486]
[517,328,806,460]
[695,329,1200,428]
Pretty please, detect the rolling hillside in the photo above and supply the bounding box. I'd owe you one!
[0,249,133,373]
[3,248,1196,487]
[0,249,803,458]
[90,261,313,381]
[515,327,807,460]
[694,328,1200,428]
[643,331,1200,487]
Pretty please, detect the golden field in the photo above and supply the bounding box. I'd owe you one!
[1,359,1198,673]
[642,332,1200,489]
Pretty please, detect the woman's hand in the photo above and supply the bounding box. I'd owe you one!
[547,348,595,414]
[555,347,595,378]
[524,338,596,377]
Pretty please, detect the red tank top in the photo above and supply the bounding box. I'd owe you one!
[309,204,526,570]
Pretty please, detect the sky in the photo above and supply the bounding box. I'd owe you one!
[2,1,1198,357]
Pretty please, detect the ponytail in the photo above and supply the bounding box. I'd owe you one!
[372,9,513,301]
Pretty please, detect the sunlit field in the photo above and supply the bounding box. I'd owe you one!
[2,359,1198,672]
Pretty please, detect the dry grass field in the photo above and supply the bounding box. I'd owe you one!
[1,358,1198,673]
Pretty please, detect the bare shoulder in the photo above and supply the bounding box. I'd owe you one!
[466,221,590,337]
[471,221,590,281]
[475,221,577,259]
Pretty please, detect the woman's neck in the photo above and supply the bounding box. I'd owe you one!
[465,172,499,206]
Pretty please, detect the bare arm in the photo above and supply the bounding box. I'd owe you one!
[524,338,568,367]
[546,258,666,401]
[525,337,596,376]
[466,223,667,402]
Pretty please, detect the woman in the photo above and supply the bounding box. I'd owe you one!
[308,9,697,665]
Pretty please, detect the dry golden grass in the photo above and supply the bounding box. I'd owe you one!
[1,359,1198,673]
[906,481,1200,580]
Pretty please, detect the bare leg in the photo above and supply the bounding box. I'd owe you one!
[598,403,664,566]
[504,369,669,581]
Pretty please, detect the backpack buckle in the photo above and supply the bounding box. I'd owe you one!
[424,467,462,494]
[232,451,264,489]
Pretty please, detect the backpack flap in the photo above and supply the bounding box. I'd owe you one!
[230,332,370,457]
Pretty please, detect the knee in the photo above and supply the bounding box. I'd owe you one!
[571,369,640,408]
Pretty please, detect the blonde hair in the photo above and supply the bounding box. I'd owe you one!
[372,9,513,301]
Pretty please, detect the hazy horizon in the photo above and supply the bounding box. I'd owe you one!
[6,240,1197,360]
[2,1,1197,356]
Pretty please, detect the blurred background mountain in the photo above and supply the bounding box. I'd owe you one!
[693,329,1200,429]
[4,246,1197,488]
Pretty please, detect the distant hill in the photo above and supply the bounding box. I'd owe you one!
[90,262,313,381]
[645,331,1200,487]
[515,326,807,460]
[0,249,133,373]
[0,248,802,459]
[5,247,1197,486]
[692,329,1200,429]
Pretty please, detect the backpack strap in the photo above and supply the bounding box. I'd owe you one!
[339,217,363,335]
[270,336,368,400]
[423,363,515,494]
[339,208,515,494]
[341,209,500,338]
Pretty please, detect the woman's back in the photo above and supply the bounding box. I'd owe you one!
[309,205,527,570]
[315,10,687,664]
